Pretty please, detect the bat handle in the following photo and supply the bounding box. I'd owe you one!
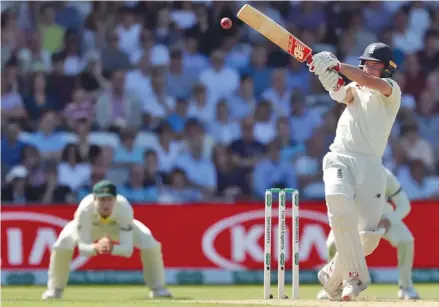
[307,54,344,89]
[335,76,345,91]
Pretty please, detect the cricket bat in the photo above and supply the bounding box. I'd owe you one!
[237,4,344,87]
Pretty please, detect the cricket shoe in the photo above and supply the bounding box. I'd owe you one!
[398,286,420,300]
[316,289,329,300]
[317,268,342,301]
[41,288,63,299]
[341,278,368,301]
[149,287,172,298]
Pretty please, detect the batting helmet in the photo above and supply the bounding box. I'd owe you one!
[358,42,397,78]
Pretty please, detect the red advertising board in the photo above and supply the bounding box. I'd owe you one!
[1,202,438,271]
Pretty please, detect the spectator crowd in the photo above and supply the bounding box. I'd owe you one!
[2,1,439,205]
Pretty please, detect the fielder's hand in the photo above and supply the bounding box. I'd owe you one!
[95,235,113,254]
[318,70,341,92]
[309,52,340,76]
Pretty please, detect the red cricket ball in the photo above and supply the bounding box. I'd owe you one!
[221,17,232,29]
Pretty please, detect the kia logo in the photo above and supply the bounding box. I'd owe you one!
[202,209,329,270]
[1,212,89,270]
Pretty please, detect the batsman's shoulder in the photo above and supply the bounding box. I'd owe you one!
[383,78,401,93]
[381,78,401,102]
[382,78,400,90]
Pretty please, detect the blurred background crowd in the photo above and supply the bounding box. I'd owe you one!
[1,1,439,205]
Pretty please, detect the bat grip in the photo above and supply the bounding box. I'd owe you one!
[335,76,345,91]
[307,53,344,89]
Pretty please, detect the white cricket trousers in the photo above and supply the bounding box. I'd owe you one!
[321,151,387,291]
[48,219,165,292]
[323,151,387,231]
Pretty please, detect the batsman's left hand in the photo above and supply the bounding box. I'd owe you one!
[309,52,340,76]
[318,70,341,92]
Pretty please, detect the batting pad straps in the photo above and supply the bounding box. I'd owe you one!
[330,86,347,103]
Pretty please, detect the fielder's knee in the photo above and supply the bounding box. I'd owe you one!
[53,235,76,250]
[385,223,414,247]
[133,220,160,250]
[52,221,77,250]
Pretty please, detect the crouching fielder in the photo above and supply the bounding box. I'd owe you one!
[318,168,420,300]
[42,180,172,299]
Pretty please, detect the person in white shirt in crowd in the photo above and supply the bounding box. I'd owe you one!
[17,31,52,74]
[115,7,141,60]
[57,144,91,192]
[151,122,183,174]
[58,31,83,77]
[129,28,170,67]
[199,49,239,101]
[397,159,439,200]
[182,32,209,78]
[142,66,176,125]
[252,99,276,145]
[187,82,216,125]
[261,68,293,117]
[228,75,257,121]
[125,54,153,107]
[113,127,144,167]
[175,121,217,198]
[392,9,424,55]
[222,32,252,71]
[208,99,240,145]
[42,180,172,299]
[166,49,196,99]
[1,68,27,121]
[170,2,197,30]
[154,7,181,45]
[318,167,421,300]
[26,111,69,161]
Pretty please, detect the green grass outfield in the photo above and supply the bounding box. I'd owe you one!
[2,284,439,307]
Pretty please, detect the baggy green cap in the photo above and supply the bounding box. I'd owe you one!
[93,180,117,198]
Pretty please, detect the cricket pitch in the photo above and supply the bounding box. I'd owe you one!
[2,284,439,307]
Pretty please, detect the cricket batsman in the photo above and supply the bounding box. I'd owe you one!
[42,180,172,299]
[308,43,401,300]
[318,167,420,300]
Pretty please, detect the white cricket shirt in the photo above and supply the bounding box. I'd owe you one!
[330,79,401,157]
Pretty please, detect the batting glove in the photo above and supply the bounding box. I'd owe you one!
[309,52,341,76]
[318,70,341,92]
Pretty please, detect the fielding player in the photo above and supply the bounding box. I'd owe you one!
[42,180,172,299]
[308,43,401,300]
[318,167,420,300]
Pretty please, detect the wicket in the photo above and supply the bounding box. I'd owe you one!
[264,188,299,300]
